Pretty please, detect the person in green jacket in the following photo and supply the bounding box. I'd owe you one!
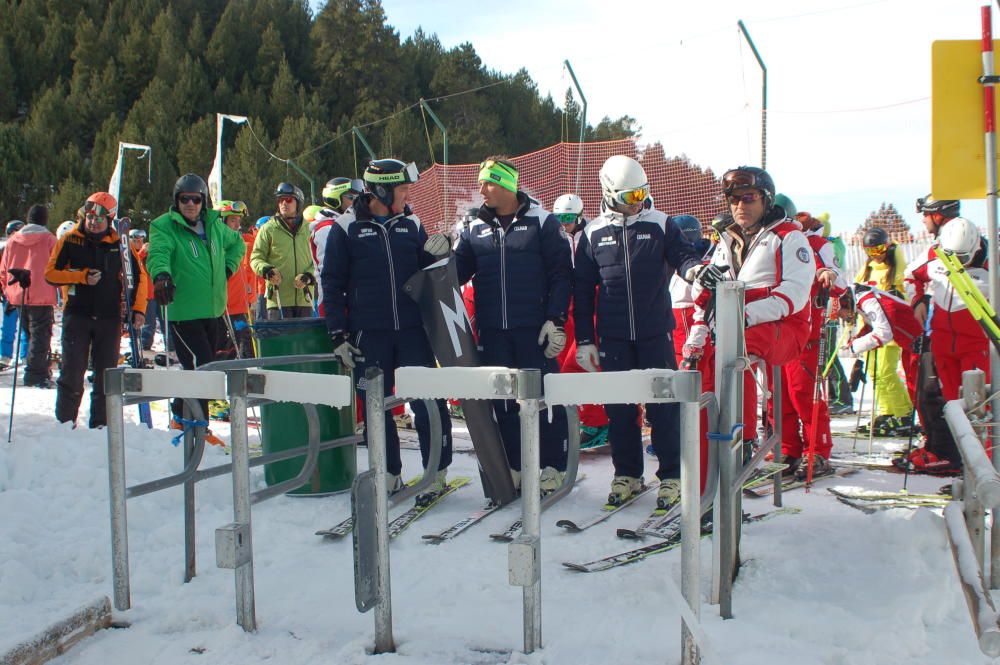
[250,182,316,319]
[147,173,245,425]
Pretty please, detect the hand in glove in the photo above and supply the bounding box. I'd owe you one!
[424,233,451,258]
[7,268,30,288]
[537,319,567,359]
[262,266,282,286]
[576,343,600,372]
[681,344,704,369]
[684,263,728,290]
[86,269,102,285]
[294,272,316,289]
[848,358,866,392]
[153,273,175,306]
[132,311,145,329]
[330,332,361,369]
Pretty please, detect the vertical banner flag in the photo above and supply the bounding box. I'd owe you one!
[208,114,248,205]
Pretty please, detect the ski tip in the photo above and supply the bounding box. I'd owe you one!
[555,520,580,532]
[561,562,590,573]
[421,535,444,543]
[616,529,640,539]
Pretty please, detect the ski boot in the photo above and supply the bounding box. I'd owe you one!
[386,473,406,496]
[892,448,962,476]
[208,399,230,421]
[607,476,643,506]
[656,478,681,511]
[779,454,801,477]
[539,466,566,496]
[416,469,447,506]
[794,454,833,480]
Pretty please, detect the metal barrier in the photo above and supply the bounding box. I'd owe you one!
[104,356,444,632]
[943,369,1000,656]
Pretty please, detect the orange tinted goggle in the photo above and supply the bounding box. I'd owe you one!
[864,243,888,256]
[616,186,649,206]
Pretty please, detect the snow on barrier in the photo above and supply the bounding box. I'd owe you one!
[0,596,115,665]
[942,369,1000,657]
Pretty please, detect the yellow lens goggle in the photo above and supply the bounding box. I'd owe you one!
[616,186,648,206]
[864,243,888,257]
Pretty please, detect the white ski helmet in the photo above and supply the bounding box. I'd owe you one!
[553,194,584,217]
[939,216,982,265]
[56,220,76,239]
[599,155,649,211]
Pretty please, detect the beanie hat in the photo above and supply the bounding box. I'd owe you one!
[26,204,48,227]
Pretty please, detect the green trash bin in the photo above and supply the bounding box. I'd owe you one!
[254,317,357,496]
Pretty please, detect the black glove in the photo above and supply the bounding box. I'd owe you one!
[685,263,728,291]
[295,272,316,287]
[8,268,30,288]
[849,358,866,392]
[153,273,175,306]
[262,266,276,280]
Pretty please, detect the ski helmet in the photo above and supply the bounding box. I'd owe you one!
[939,217,982,265]
[817,212,832,237]
[255,216,270,229]
[303,204,324,223]
[5,220,24,236]
[671,215,702,244]
[862,226,890,248]
[173,174,209,208]
[916,194,959,218]
[84,192,118,219]
[773,193,796,218]
[722,166,775,211]
[553,193,584,224]
[363,159,419,209]
[275,182,305,210]
[322,177,364,210]
[599,156,649,211]
[56,220,75,239]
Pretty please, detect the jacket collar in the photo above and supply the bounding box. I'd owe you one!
[478,191,535,227]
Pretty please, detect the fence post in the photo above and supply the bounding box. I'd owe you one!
[365,368,395,654]
[516,369,543,653]
[105,368,131,611]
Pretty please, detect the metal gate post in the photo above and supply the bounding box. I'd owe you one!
[226,370,256,631]
[516,369,543,653]
[679,380,702,665]
[105,368,131,611]
[365,368,395,654]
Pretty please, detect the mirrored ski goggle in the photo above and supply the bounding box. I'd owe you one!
[864,243,888,257]
[83,203,112,221]
[556,212,580,224]
[220,201,248,216]
[128,229,147,240]
[722,169,763,192]
[614,186,649,206]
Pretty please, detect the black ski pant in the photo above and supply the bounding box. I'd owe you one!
[826,325,852,408]
[352,327,452,477]
[917,349,960,465]
[599,333,680,480]
[170,317,220,422]
[56,315,120,428]
[21,304,54,385]
[479,327,569,473]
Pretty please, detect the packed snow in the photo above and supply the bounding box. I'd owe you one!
[0,363,995,665]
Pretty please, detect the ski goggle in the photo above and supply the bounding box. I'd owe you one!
[277,196,297,205]
[613,186,649,207]
[478,159,519,193]
[722,169,765,192]
[128,229,147,240]
[219,200,248,217]
[83,202,112,220]
[556,212,580,224]
[864,243,888,257]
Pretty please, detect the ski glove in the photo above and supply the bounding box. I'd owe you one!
[537,320,567,359]
[153,273,175,306]
[294,272,316,288]
[262,266,281,285]
[424,233,451,258]
[330,331,361,369]
[848,358,866,392]
[576,343,600,372]
[7,268,30,288]
[684,263,728,291]
[681,344,704,369]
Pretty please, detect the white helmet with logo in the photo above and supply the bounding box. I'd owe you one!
[599,155,649,211]
[56,220,76,239]
[939,216,982,265]
[553,194,584,216]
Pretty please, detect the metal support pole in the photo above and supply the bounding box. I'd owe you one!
[962,369,989,570]
[353,127,377,160]
[517,369,543,653]
[365,368,395,654]
[979,6,1000,590]
[105,369,131,611]
[419,99,448,219]
[183,400,197,583]
[737,20,767,169]
[680,395,702,665]
[563,60,588,193]
[227,370,256,632]
[285,159,317,205]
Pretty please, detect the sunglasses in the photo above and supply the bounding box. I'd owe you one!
[615,186,648,207]
[556,212,580,224]
[727,192,762,205]
[278,196,297,205]
[178,195,202,205]
[864,243,888,257]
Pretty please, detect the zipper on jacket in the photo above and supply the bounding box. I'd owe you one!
[622,222,636,340]
[374,222,400,330]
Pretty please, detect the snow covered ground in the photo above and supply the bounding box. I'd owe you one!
[0,364,994,665]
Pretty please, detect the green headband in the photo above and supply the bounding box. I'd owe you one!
[478,160,518,193]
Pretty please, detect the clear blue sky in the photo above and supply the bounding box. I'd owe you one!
[316,0,991,236]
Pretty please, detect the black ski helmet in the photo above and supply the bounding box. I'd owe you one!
[363,159,419,209]
[173,173,210,208]
[916,194,959,218]
[672,215,703,245]
[862,226,890,248]
[5,220,24,236]
[275,182,305,210]
[722,166,776,210]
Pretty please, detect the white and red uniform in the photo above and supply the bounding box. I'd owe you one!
[309,209,340,317]
[775,228,846,460]
[849,285,922,401]
[905,243,990,401]
[688,213,815,480]
[670,273,698,366]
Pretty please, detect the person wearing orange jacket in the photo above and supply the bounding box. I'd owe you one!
[45,192,147,428]
[215,200,255,359]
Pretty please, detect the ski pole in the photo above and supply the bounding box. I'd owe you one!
[902,332,930,492]
[161,304,171,368]
[852,351,868,453]
[805,293,833,487]
[7,301,25,443]
[274,287,284,319]
[867,347,879,457]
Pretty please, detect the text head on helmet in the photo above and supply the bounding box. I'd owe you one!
[599,155,649,216]
[916,194,960,237]
[322,177,364,212]
[939,217,982,266]
[364,159,419,215]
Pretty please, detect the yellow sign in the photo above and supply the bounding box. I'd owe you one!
[931,39,1000,200]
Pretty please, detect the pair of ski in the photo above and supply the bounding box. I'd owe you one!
[934,247,1000,354]
[827,487,950,514]
[116,218,152,428]
[316,476,471,540]
[742,465,858,497]
[562,507,802,573]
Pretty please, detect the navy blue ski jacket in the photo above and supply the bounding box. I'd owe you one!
[574,204,701,343]
[454,192,571,330]
[321,195,436,333]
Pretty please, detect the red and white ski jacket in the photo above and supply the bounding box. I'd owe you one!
[687,215,815,348]
[905,244,989,341]
[805,228,847,338]
[309,209,340,313]
[848,286,922,354]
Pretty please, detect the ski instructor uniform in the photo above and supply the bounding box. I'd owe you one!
[321,158,453,501]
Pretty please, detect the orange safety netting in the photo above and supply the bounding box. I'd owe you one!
[408,138,728,236]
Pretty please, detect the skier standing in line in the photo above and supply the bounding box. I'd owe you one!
[216,200,256,359]
[668,214,710,367]
[453,157,571,494]
[573,156,701,508]
[250,183,316,319]
[0,220,26,369]
[310,177,363,316]
[321,158,453,502]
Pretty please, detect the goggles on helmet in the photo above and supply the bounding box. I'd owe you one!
[83,201,112,219]
[722,169,764,194]
[478,159,519,193]
[864,243,889,257]
[128,229,147,240]
[219,200,248,217]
